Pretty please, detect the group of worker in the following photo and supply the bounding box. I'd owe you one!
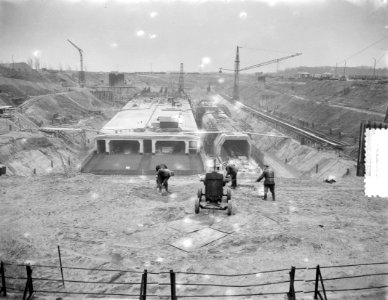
[225,163,275,201]
[155,162,275,201]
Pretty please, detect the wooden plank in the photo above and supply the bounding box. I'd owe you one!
[170,228,227,252]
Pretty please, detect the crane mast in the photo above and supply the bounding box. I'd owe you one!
[67,39,85,87]
[220,47,302,100]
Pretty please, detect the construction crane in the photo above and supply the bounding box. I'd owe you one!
[219,46,302,100]
[67,39,85,87]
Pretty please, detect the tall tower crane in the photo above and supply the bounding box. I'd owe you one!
[178,63,185,94]
[67,39,85,87]
[220,46,302,100]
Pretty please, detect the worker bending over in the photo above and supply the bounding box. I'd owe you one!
[157,168,174,193]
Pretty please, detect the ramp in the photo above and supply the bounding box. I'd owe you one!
[81,153,204,175]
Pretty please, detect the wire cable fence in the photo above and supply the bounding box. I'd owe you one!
[0,259,387,299]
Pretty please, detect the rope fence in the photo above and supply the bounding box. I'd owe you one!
[0,257,387,299]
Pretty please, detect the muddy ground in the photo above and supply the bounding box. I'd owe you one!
[0,173,386,299]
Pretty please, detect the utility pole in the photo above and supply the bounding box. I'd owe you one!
[67,39,85,87]
[233,46,240,100]
[372,57,376,79]
[343,60,347,78]
[178,63,184,94]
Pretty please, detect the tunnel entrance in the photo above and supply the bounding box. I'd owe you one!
[221,140,250,159]
[155,141,185,154]
[97,140,106,153]
[144,140,152,153]
[110,140,140,154]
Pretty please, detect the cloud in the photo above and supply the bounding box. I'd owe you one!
[136,30,145,37]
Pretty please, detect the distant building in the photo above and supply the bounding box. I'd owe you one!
[109,72,125,86]
[297,72,311,79]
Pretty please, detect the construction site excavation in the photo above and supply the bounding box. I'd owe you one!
[1,1,388,299]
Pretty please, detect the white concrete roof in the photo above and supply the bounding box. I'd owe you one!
[100,97,199,135]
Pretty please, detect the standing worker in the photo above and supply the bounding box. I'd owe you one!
[256,165,275,201]
[225,163,238,189]
[157,168,174,193]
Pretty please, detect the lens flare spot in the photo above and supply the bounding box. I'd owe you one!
[136,30,145,37]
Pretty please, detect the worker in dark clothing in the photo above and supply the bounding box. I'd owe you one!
[225,164,238,189]
[155,164,168,189]
[157,168,174,193]
[256,165,275,201]
[155,164,168,172]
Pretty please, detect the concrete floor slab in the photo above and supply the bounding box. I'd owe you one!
[168,215,210,233]
[170,228,227,252]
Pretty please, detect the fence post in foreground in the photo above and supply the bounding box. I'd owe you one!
[57,245,65,286]
[139,269,147,300]
[287,266,296,300]
[170,270,177,300]
[22,264,33,300]
[0,261,6,296]
[313,265,327,300]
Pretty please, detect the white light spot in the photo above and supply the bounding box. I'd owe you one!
[148,33,157,39]
[218,78,225,84]
[201,56,211,65]
[91,192,99,199]
[156,257,163,262]
[33,50,41,57]
[125,166,131,170]
[24,260,35,265]
[138,224,144,227]
[304,258,309,262]
[144,261,151,267]
[136,30,145,37]
[169,193,177,199]
[289,206,297,212]
[138,175,147,180]
[225,288,234,296]
[150,11,158,18]
[23,232,30,238]
[182,238,193,248]
[239,11,247,19]
[255,273,262,277]
[203,274,210,279]
[110,43,118,48]
[183,217,192,223]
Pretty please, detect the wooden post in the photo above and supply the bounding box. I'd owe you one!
[170,270,177,300]
[0,261,6,296]
[314,265,327,300]
[140,269,147,300]
[287,266,296,300]
[22,264,33,300]
[57,245,65,286]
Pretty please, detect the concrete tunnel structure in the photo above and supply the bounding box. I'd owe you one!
[201,110,252,159]
[82,96,204,175]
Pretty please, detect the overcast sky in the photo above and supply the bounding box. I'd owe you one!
[0,0,387,72]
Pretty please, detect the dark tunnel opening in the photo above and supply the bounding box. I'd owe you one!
[221,140,250,160]
[155,141,186,154]
[110,140,140,154]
